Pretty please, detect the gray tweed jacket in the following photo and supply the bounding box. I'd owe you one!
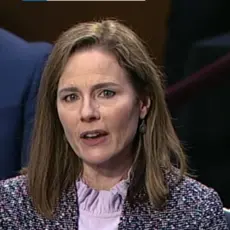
[0,170,228,229]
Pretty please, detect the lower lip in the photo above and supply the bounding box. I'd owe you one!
[81,135,108,146]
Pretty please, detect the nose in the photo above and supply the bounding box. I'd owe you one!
[80,97,100,122]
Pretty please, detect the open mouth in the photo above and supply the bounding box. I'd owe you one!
[80,130,108,139]
[80,129,109,146]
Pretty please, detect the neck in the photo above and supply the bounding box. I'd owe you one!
[82,156,132,190]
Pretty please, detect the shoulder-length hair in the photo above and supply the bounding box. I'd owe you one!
[26,19,187,218]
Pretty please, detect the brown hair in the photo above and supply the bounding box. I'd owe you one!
[26,19,187,218]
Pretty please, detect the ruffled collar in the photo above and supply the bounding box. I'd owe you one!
[76,174,130,216]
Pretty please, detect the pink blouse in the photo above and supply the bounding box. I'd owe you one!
[76,178,129,230]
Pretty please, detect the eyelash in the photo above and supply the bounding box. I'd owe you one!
[62,94,78,103]
[62,89,116,103]
[99,89,116,98]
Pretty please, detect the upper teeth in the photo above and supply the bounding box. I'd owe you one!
[85,133,99,138]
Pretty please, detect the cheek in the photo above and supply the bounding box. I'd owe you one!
[58,109,79,150]
[106,100,140,136]
[57,107,76,133]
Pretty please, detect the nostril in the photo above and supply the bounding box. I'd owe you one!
[80,115,99,122]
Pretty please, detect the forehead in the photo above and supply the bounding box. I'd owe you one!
[59,48,129,87]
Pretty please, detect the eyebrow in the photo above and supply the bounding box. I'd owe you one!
[58,82,121,95]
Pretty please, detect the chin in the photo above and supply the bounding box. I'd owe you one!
[82,151,116,166]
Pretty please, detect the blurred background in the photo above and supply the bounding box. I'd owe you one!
[0,0,169,65]
[1,0,230,207]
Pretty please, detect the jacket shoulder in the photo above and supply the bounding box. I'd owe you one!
[0,175,28,195]
[168,174,228,228]
[0,175,32,227]
[166,169,221,206]
[0,175,29,211]
[174,175,219,204]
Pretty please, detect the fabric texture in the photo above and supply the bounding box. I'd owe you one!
[0,169,228,229]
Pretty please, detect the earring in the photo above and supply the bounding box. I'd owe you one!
[139,119,146,134]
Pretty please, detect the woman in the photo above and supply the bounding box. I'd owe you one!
[0,20,228,229]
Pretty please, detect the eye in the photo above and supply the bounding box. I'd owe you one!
[99,90,116,98]
[63,94,78,102]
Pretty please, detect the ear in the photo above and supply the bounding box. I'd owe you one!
[139,97,151,119]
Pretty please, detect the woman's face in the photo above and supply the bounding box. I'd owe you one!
[57,48,149,167]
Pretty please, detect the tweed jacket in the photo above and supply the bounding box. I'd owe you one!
[0,171,228,230]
